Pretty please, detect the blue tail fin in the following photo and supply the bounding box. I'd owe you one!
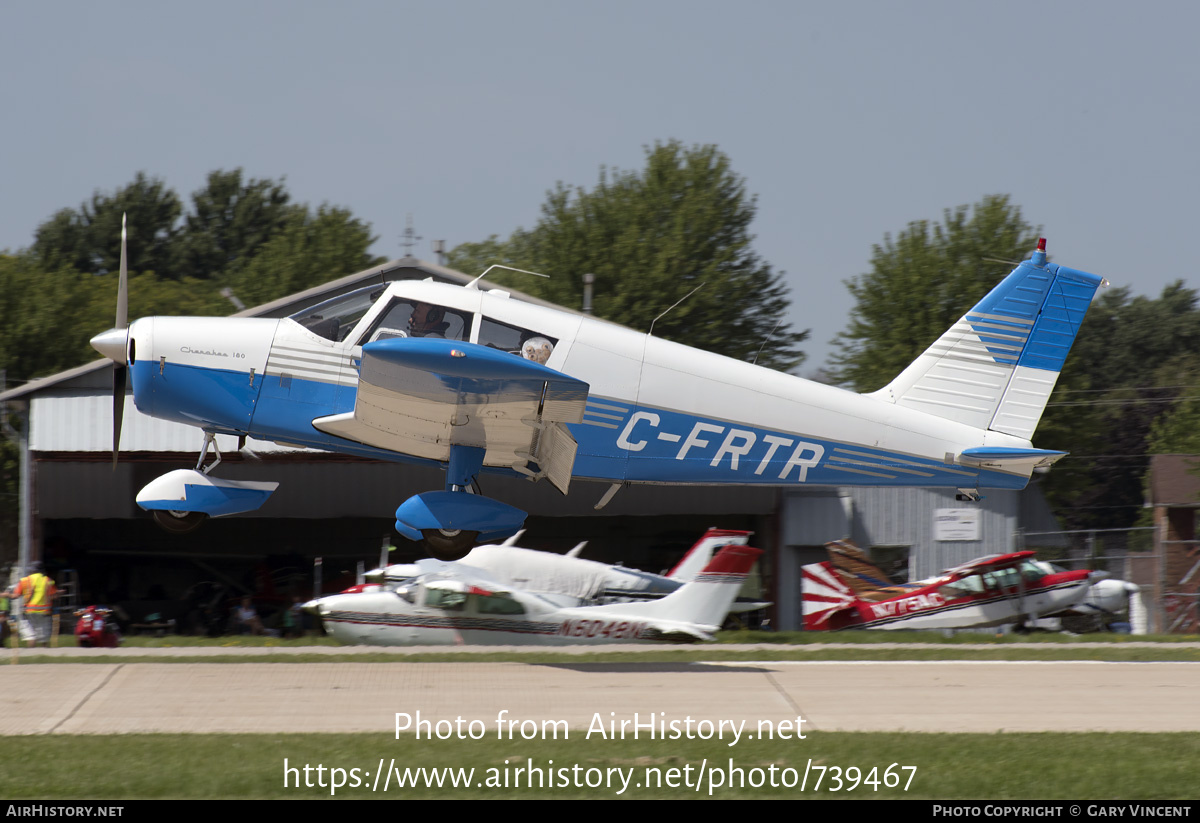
[870,241,1106,439]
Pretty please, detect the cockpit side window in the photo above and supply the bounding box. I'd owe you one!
[360,299,469,344]
[1020,560,1048,583]
[289,285,384,342]
[478,316,558,365]
[424,585,466,611]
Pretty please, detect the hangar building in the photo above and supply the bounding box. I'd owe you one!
[1,257,1059,630]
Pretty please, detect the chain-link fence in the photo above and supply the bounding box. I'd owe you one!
[1016,527,1199,634]
[1159,539,1200,634]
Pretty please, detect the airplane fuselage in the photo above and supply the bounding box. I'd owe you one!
[122,278,1043,492]
[314,588,667,646]
[803,558,1095,631]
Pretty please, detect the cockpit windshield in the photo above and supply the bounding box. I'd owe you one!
[288,285,383,342]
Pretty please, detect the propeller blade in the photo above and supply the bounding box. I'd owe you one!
[116,213,128,330]
[112,365,127,470]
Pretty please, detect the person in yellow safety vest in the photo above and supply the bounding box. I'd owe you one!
[0,586,9,645]
[12,561,57,647]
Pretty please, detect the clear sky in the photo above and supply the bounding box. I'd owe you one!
[3,1,1197,373]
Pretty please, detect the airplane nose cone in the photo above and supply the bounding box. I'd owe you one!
[90,327,128,364]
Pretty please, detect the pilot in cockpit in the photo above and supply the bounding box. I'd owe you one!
[408,302,450,338]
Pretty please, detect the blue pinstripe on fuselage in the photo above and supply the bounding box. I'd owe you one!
[132,359,1025,490]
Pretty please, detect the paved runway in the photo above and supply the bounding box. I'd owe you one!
[3,659,1197,735]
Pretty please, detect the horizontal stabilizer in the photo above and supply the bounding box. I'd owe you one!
[958,447,1066,472]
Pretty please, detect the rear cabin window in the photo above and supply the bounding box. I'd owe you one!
[478,316,558,365]
[474,592,525,615]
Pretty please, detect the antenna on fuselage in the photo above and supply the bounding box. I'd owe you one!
[649,283,705,337]
[466,264,550,289]
[752,320,782,366]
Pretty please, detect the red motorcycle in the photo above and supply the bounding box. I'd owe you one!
[74,606,121,648]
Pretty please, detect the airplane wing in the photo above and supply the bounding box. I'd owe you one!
[942,551,1036,576]
[313,338,589,493]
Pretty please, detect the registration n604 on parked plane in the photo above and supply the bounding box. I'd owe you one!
[90,224,1106,559]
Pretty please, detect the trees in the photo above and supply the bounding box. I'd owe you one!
[446,141,807,371]
[228,205,380,306]
[1054,287,1200,529]
[829,194,1042,391]
[1146,353,1200,455]
[6,171,382,385]
[27,169,381,288]
[828,196,1200,529]
[171,169,296,281]
[31,172,182,277]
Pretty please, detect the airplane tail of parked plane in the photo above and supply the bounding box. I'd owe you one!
[870,240,1106,441]
[801,561,858,630]
[665,528,753,582]
[587,544,762,638]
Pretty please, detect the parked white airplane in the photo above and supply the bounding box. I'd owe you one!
[306,544,762,645]
[368,527,761,606]
[1030,559,1139,632]
[90,226,1106,560]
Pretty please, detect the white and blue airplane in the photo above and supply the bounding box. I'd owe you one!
[90,226,1106,560]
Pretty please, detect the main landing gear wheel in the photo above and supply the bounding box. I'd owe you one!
[421,529,479,561]
[152,509,208,534]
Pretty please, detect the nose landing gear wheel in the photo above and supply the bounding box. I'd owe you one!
[421,529,479,561]
[152,509,208,534]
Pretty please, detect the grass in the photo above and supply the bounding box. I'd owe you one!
[715,629,1200,644]
[1,732,1196,799]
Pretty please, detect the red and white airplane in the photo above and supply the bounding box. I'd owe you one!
[307,543,761,646]
[802,540,1097,631]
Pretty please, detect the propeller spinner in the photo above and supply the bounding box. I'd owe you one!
[88,213,130,469]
